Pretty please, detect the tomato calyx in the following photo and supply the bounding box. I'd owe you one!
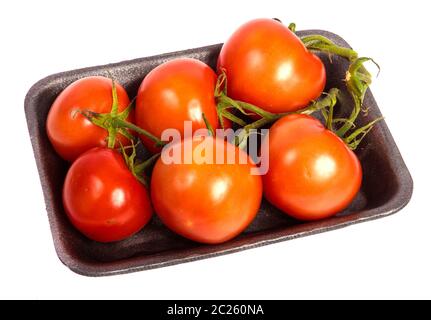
[80,78,165,150]
[119,140,160,186]
[214,70,253,128]
[78,79,133,148]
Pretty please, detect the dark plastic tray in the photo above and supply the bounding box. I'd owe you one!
[25,30,413,276]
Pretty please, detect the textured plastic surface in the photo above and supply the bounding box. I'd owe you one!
[25,30,413,276]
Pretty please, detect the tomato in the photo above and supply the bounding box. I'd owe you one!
[262,114,362,220]
[63,148,152,242]
[136,58,226,153]
[218,18,326,113]
[47,76,132,162]
[150,136,262,244]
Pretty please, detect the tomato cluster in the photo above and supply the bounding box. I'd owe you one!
[46,18,378,244]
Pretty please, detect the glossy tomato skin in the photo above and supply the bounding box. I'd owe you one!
[262,114,362,220]
[136,58,224,153]
[151,137,262,244]
[218,18,326,113]
[63,148,152,242]
[47,76,132,162]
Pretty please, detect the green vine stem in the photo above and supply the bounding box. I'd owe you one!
[231,88,339,146]
[215,69,279,124]
[217,94,278,121]
[335,57,381,140]
[214,23,383,151]
[298,25,383,148]
[344,117,383,150]
[107,79,120,147]
[244,88,338,129]
[112,118,165,147]
[202,112,215,136]
[301,34,358,61]
[288,22,296,32]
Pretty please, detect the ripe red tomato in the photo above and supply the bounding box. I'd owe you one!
[136,58,225,152]
[150,136,262,244]
[47,76,132,162]
[262,114,362,220]
[218,18,326,113]
[63,148,152,242]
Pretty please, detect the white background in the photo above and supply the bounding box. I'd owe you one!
[1,0,430,299]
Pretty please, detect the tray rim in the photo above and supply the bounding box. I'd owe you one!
[24,29,414,277]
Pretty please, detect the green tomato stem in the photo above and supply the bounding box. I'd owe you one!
[288,22,296,32]
[232,88,339,147]
[301,34,358,61]
[217,93,277,120]
[112,118,165,147]
[336,57,379,137]
[220,109,247,127]
[202,112,215,136]
[214,24,382,151]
